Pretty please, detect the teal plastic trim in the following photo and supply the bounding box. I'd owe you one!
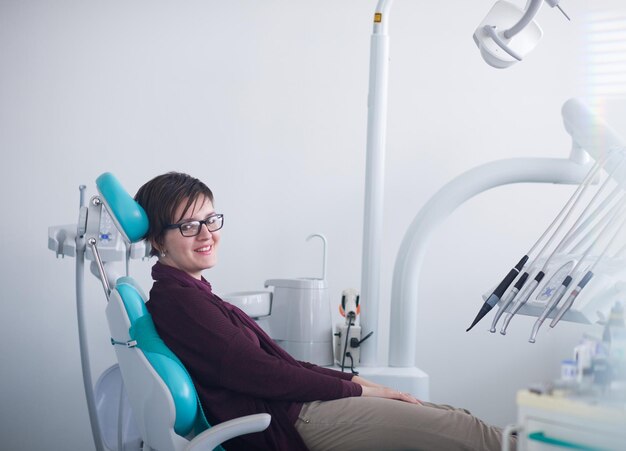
[116,277,148,306]
[143,349,197,436]
[116,283,148,324]
[96,172,148,243]
[528,432,607,450]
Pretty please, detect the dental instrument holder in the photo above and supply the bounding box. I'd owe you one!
[488,255,626,326]
[390,153,594,367]
[485,99,626,333]
[48,189,149,451]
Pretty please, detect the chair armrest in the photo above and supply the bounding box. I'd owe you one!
[184,413,271,451]
[501,423,522,451]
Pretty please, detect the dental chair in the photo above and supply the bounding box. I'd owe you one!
[74,173,270,451]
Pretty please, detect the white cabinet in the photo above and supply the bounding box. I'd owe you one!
[510,390,626,451]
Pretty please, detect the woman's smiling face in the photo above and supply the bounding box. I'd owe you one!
[158,195,220,279]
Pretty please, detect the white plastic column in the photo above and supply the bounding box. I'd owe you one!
[360,0,394,366]
[389,157,592,367]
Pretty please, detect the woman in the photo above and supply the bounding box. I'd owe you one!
[135,172,515,451]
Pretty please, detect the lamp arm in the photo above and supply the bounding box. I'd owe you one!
[504,0,543,39]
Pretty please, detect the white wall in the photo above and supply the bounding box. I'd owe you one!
[1,1,624,449]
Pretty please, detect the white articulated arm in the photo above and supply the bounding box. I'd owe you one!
[185,414,271,451]
[389,157,592,367]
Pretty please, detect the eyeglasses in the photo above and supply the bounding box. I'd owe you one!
[164,213,224,237]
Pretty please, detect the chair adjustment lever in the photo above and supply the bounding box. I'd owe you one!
[110,337,137,348]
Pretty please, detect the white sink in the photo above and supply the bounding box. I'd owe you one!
[221,291,272,318]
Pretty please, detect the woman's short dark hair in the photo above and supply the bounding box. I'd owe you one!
[135,172,214,256]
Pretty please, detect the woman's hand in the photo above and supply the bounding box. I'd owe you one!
[351,375,385,389]
[358,382,421,405]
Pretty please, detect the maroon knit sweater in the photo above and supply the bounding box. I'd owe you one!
[146,262,362,450]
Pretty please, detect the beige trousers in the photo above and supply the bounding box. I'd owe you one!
[294,397,515,451]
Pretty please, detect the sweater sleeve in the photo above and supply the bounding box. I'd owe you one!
[149,287,362,403]
[297,361,355,381]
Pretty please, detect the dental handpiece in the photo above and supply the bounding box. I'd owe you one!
[550,208,626,328]
[528,275,572,343]
[550,271,594,328]
[500,270,545,335]
[489,272,529,333]
[466,255,528,332]
[559,188,623,252]
[567,195,624,255]
[540,157,623,270]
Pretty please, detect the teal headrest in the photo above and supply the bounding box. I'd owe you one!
[116,279,206,437]
[96,173,149,243]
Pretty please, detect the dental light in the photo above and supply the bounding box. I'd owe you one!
[473,0,570,69]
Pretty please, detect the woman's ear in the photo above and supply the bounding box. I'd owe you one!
[149,238,161,257]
